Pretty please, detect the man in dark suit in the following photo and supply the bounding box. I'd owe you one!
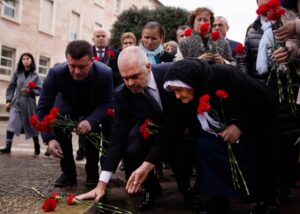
[213,16,241,58]
[76,46,193,211]
[37,40,113,187]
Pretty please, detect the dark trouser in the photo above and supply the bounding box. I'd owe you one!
[123,125,161,194]
[56,130,99,180]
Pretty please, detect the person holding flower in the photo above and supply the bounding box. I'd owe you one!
[178,7,235,65]
[0,52,42,155]
[127,58,279,214]
[37,40,113,188]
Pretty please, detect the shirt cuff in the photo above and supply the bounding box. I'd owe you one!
[99,171,113,183]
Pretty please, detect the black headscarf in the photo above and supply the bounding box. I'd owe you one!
[164,58,214,96]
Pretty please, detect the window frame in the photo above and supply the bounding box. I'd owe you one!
[37,55,51,78]
[1,0,23,24]
[0,44,16,81]
[68,10,81,41]
[38,0,56,36]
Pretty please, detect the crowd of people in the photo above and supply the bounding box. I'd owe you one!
[1,0,299,214]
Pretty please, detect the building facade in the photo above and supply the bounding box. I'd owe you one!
[0,0,162,105]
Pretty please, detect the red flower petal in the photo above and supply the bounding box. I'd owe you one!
[215,90,229,99]
[184,28,193,37]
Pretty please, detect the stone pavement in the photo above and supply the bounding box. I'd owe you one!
[0,120,299,214]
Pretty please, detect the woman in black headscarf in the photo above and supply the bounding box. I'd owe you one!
[127,58,279,214]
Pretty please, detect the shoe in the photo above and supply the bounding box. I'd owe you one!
[138,191,156,211]
[75,149,85,161]
[54,173,77,187]
[0,147,11,154]
[249,201,279,214]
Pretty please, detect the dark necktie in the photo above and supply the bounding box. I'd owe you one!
[144,88,163,116]
[97,49,104,58]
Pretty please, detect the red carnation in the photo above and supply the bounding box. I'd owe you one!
[107,50,115,59]
[93,56,100,61]
[106,108,115,117]
[50,107,59,118]
[184,28,193,37]
[197,101,211,114]
[234,43,245,56]
[51,192,61,201]
[256,3,268,16]
[211,31,221,41]
[27,81,37,91]
[42,197,57,212]
[216,90,229,99]
[67,194,79,205]
[29,115,39,127]
[199,94,210,102]
[199,23,210,36]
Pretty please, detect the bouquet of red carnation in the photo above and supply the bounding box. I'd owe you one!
[139,118,160,140]
[30,107,109,154]
[10,81,37,107]
[197,90,249,195]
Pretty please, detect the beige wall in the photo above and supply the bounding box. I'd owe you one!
[0,0,161,105]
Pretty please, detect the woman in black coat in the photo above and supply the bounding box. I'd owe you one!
[127,58,279,214]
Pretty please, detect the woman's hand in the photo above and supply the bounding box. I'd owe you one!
[126,162,155,194]
[213,53,225,64]
[20,88,30,93]
[198,52,213,61]
[271,47,289,64]
[218,124,241,144]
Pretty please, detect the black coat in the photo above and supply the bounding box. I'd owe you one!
[102,63,177,172]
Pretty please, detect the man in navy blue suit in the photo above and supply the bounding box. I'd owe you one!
[213,16,241,58]
[76,46,194,211]
[37,40,113,187]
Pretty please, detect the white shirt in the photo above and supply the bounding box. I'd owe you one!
[99,71,163,183]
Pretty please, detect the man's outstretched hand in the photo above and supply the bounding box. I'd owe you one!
[76,181,106,202]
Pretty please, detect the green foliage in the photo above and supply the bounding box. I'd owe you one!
[110,6,189,49]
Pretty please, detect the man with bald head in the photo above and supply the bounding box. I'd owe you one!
[76,46,192,211]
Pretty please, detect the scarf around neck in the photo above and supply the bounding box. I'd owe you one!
[139,43,164,64]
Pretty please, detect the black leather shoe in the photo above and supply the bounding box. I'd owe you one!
[0,147,11,154]
[249,201,279,214]
[138,191,156,211]
[54,173,77,187]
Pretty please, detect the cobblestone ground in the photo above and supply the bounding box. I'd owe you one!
[0,120,299,214]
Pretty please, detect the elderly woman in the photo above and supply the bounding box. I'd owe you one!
[179,7,235,65]
[126,59,279,214]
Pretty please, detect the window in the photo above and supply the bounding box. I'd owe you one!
[38,56,50,76]
[69,11,80,41]
[39,0,55,35]
[1,0,22,22]
[115,0,123,14]
[94,0,105,8]
[0,46,16,77]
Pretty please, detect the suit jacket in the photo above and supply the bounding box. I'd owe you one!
[227,38,240,58]
[37,61,114,144]
[102,62,175,172]
[92,45,123,88]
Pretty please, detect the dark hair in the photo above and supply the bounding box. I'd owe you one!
[17,52,36,73]
[65,40,92,60]
[177,25,190,31]
[188,7,215,29]
[142,21,166,42]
